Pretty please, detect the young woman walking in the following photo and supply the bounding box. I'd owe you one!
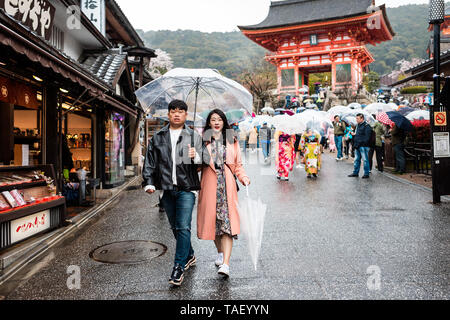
[197,109,250,278]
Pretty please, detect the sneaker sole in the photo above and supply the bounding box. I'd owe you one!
[184,257,196,271]
[218,270,229,278]
[169,274,184,286]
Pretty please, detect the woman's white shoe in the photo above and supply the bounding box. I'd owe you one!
[218,264,230,277]
[215,253,224,267]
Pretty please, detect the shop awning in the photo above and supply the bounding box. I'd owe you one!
[0,16,139,116]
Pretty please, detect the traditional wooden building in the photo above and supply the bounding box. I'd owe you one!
[239,0,394,95]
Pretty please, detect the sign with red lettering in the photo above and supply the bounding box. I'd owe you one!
[434,112,447,127]
[10,209,50,244]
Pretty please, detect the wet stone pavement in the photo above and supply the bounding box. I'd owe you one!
[1,149,449,300]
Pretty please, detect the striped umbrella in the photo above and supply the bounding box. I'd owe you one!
[376,112,395,127]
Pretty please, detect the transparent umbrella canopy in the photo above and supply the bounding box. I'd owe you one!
[135,68,253,132]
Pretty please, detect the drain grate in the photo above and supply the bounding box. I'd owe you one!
[89,240,167,264]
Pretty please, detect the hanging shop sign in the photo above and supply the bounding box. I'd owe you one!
[81,0,105,36]
[0,75,39,108]
[0,0,56,41]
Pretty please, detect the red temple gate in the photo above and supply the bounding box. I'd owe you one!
[239,0,395,95]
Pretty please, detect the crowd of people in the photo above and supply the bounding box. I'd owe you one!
[236,111,408,182]
[143,99,410,288]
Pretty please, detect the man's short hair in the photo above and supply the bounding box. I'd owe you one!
[168,100,188,112]
[356,113,365,119]
[334,115,340,119]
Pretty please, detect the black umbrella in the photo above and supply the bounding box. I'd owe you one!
[397,106,415,116]
[386,111,413,132]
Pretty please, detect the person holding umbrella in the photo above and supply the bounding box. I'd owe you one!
[390,123,407,174]
[197,109,251,278]
[142,100,203,287]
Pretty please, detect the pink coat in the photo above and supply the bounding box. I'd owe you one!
[197,140,249,240]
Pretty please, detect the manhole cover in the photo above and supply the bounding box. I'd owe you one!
[89,240,167,264]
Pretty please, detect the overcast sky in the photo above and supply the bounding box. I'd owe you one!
[115,0,429,33]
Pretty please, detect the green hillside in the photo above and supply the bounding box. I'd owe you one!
[137,3,441,79]
[368,3,431,75]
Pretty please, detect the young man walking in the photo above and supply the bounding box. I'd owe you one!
[348,113,372,179]
[142,99,203,286]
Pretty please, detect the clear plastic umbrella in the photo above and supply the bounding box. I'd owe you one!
[135,68,253,143]
[341,109,376,125]
[348,102,362,109]
[364,103,394,115]
[327,105,350,118]
[237,187,267,271]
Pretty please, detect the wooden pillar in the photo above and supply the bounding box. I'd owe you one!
[351,59,358,92]
[0,102,14,165]
[44,86,58,168]
[294,66,299,96]
[331,62,337,92]
[277,65,282,95]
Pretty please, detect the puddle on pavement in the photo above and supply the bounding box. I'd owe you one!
[89,240,167,265]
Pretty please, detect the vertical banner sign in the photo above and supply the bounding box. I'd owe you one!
[81,0,105,36]
[0,0,55,41]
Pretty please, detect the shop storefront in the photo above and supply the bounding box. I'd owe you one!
[0,0,152,249]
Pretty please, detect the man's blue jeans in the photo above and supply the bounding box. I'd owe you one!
[160,190,195,268]
[353,147,370,176]
[393,143,406,172]
[335,135,343,159]
[262,140,270,158]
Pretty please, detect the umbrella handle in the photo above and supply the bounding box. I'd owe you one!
[246,185,249,197]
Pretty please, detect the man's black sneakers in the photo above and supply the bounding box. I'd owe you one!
[184,255,196,271]
[169,264,184,286]
[348,174,359,177]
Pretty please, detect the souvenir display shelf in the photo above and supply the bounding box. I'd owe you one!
[0,165,66,250]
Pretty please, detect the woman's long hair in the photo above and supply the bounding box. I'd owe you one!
[203,109,237,145]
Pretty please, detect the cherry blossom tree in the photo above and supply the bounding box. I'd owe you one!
[147,49,174,79]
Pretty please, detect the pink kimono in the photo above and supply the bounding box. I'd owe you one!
[327,127,336,152]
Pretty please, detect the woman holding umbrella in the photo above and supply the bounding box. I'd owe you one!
[197,109,251,278]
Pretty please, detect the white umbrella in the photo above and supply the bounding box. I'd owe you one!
[237,187,266,271]
[327,105,351,118]
[341,109,376,125]
[364,103,394,115]
[261,107,275,114]
[252,115,273,127]
[348,102,362,109]
[406,110,430,121]
[272,115,306,135]
[239,119,253,132]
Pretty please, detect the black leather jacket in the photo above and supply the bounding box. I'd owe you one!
[142,124,204,191]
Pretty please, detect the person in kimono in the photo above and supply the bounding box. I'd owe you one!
[274,130,296,181]
[300,129,322,179]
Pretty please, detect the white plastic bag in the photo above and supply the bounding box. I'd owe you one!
[236,186,267,271]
